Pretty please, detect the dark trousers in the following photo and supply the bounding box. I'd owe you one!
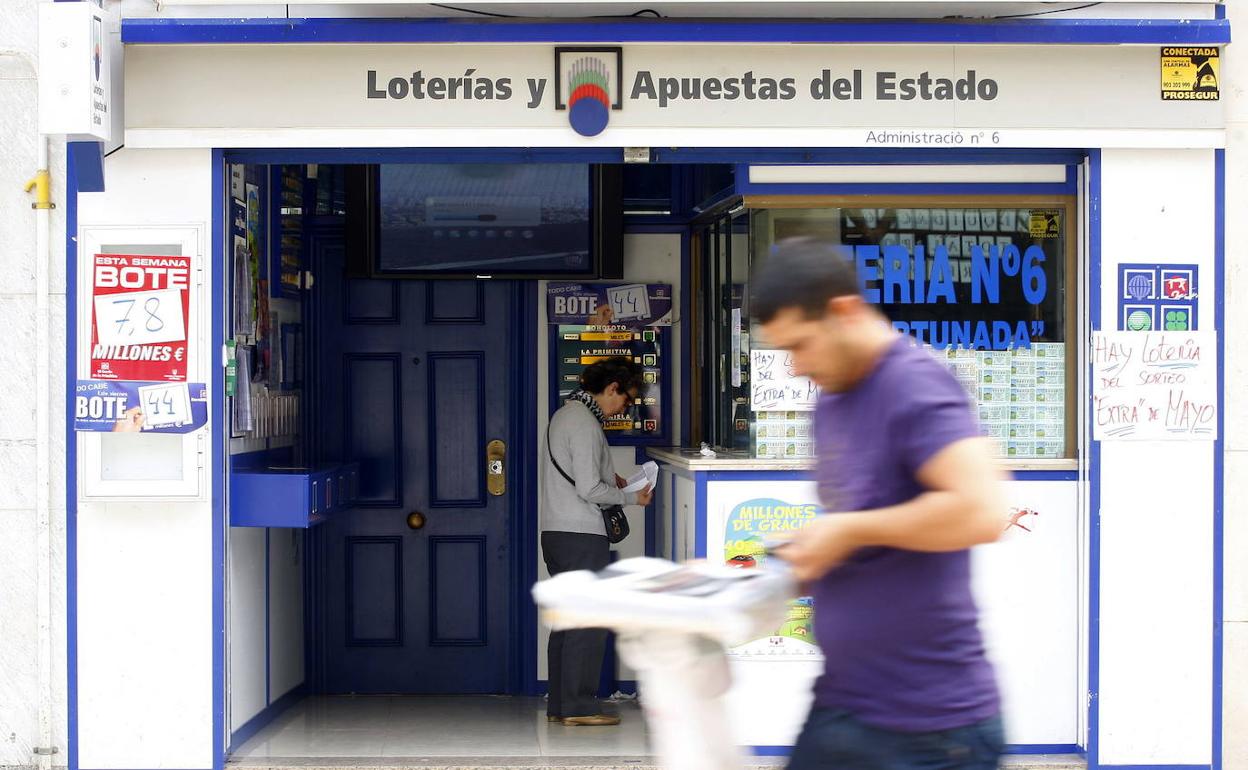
[787,709,1004,770]
[541,530,610,718]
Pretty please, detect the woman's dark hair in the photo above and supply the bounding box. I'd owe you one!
[752,236,862,324]
[579,356,645,396]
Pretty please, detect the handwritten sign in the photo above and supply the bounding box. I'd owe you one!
[1091,330,1216,440]
[750,350,820,411]
[137,383,194,428]
[606,283,652,322]
[94,288,186,347]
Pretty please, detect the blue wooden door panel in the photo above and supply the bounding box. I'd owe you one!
[315,234,513,694]
[347,279,399,324]
[428,352,486,507]
[344,354,403,507]
[429,536,486,645]
[346,536,403,645]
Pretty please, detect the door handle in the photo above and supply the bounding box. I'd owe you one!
[486,439,506,496]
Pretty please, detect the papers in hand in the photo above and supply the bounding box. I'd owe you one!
[622,461,659,493]
[532,557,795,646]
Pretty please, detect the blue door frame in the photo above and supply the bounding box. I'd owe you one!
[61,143,1226,770]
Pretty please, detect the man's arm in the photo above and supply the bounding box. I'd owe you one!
[778,436,1006,582]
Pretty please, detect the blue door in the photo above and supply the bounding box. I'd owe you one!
[311,235,521,694]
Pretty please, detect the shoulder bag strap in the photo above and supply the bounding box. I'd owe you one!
[546,425,577,487]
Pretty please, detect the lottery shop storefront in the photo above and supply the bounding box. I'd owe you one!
[65,8,1227,770]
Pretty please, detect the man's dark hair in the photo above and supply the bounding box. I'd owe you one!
[579,356,646,396]
[751,237,862,323]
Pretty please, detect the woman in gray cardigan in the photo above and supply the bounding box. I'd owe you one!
[542,357,653,726]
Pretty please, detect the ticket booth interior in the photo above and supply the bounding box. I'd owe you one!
[219,151,1084,760]
[221,156,731,758]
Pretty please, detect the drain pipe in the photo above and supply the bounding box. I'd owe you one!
[24,136,56,770]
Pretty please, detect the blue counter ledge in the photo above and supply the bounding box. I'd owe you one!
[230,462,360,528]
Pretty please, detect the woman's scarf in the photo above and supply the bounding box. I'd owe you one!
[568,389,607,425]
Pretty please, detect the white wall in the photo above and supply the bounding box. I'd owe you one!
[536,232,684,682]
[1222,2,1248,768]
[0,0,69,765]
[76,148,216,769]
[269,528,305,701]
[228,527,267,734]
[227,525,305,741]
[1096,149,1217,765]
[975,481,1081,746]
[114,2,1219,22]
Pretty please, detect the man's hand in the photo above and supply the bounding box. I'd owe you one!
[635,486,654,506]
[616,474,627,489]
[112,407,144,433]
[773,514,864,583]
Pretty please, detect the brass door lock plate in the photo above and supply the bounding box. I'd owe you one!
[486,439,506,496]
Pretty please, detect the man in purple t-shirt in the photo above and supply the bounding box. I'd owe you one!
[752,237,1008,770]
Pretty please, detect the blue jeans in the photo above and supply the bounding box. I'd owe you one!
[787,709,1004,770]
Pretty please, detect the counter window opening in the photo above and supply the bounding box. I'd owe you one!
[694,195,1077,462]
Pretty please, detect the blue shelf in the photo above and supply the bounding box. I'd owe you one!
[230,462,360,528]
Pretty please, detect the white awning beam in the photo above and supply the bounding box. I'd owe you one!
[142,0,1218,10]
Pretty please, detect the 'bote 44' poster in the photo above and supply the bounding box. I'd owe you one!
[90,254,192,382]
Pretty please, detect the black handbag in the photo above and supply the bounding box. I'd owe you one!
[598,505,631,545]
[547,429,630,544]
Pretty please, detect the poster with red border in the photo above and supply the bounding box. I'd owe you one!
[90,254,192,382]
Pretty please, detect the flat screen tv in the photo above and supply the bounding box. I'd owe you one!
[346,163,622,279]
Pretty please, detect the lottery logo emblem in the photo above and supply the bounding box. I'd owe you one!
[1126,310,1152,331]
[93,17,102,82]
[555,47,623,138]
[1119,264,1198,332]
[1164,275,1190,299]
[1127,273,1153,300]
[567,57,610,136]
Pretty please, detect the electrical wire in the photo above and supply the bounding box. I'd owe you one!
[593,9,665,18]
[429,4,664,19]
[990,2,1104,19]
[429,3,515,18]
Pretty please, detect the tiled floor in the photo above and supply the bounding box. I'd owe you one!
[229,695,653,760]
[228,695,1084,770]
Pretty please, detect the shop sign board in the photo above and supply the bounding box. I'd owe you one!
[74,380,208,434]
[1090,330,1216,440]
[38,1,113,141]
[89,253,192,382]
[126,43,1224,148]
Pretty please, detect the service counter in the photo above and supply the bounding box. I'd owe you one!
[647,447,1082,752]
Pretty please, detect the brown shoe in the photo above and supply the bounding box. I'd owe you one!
[562,714,621,726]
[547,715,562,723]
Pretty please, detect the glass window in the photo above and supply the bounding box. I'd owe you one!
[700,198,1076,461]
[697,209,753,450]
